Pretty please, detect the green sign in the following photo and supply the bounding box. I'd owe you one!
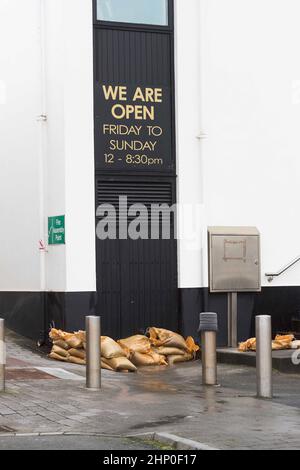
[48,215,65,245]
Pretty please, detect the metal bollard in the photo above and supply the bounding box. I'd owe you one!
[199,313,218,386]
[86,316,101,390]
[256,315,272,399]
[0,319,5,392]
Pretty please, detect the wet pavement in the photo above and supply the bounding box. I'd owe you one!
[0,435,156,451]
[0,330,300,450]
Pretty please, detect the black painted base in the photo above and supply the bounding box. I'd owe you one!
[0,292,45,341]
[0,291,97,343]
[0,287,300,345]
[180,286,300,346]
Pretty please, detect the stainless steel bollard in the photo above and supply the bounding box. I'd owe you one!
[86,316,101,390]
[256,315,272,399]
[199,313,218,386]
[227,292,238,348]
[0,319,5,392]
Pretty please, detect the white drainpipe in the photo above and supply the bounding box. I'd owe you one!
[37,0,48,344]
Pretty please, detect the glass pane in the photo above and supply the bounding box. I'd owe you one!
[97,0,168,26]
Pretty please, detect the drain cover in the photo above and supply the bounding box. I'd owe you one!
[0,426,15,434]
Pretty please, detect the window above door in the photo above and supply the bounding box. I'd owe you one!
[96,0,169,26]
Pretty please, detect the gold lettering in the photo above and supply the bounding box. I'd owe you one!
[103,124,144,135]
[111,104,126,119]
[134,105,144,120]
[126,105,135,118]
[154,88,162,103]
[102,85,127,101]
[111,104,155,121]
[144,106,155,121]
[132,87,163,103]
[108,140,158,151]
[133,87,144,102]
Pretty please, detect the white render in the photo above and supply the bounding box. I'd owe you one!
[176,0,300,288]
[0,0,41,291]
[0,0,96,293]
[0,0,299,295]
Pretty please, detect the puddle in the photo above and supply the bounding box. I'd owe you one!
[130,414,187,430]
[136,379,178,393]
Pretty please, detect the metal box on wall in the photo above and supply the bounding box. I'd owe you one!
[208,227,261,293]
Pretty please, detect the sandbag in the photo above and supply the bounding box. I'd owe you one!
[105,357,137,372]
[49,351,69,362]
[49,329,66,341]
[272,334,294,350]
[53,339,70,350]
[101,336,126,359]
[186,337,200,356]
[68,356,86,365]
[118,335,151,355]
[75,330,86,343]
[168,353,194,366]
[291,340,300,350]
[238,338,256,352]
[131,351,167,367]
[275,334,294,342]
[101,356,112,366]
[274,334,294,349]
[101,361,114,371]
[272,341,286,351]
[101,356,131,371]
[69,348,86,360]
[239,334,295,352]
[65,335,83,349]
[148,327,189,351]
[49,329,84,349]
[153,346,185,356]
[162,335,189,351]
[75,331,86,350]
[52,345,69,358]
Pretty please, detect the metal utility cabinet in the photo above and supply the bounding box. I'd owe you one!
[208,227,261,347]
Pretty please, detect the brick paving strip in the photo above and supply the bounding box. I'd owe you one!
[0,329,300,450]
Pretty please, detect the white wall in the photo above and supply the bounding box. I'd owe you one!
[44,0,67,290]
[0,0,41,291]
[63,0,96,292]
[175,0,205,289]
[176,0,300,288]
[2,0,300,295]
[45,0,96,292]
[0,0,96,293]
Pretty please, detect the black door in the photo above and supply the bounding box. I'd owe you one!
[96,178,178,338]
[93,1,177,339]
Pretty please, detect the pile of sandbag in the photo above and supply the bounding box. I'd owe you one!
[49,327,199,372]
[117,329,199,367]
[49,329,86,364]
[148,327,199,365]
[238,334,300,352]
[101,336,137,372]
[49,329,137,372]
[118,334,168,367]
